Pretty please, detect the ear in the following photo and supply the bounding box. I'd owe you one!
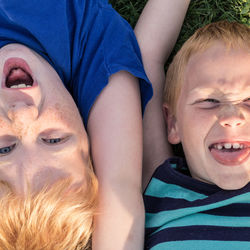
[163,104,181,145]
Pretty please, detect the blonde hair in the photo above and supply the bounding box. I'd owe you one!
[0,160,98,250]
[164,20,250,114]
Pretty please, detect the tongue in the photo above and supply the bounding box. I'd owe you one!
[6,68,33,87]
[210,148,250,165]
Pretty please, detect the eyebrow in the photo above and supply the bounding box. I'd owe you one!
[189,86,250,98]
[0,135,16,141]
[188,88,222,99]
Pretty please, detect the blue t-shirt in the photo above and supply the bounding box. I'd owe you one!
[0,0,152,126]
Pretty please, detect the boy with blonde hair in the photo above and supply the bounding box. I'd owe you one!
[137,6,250,249]
[0,162,98,250]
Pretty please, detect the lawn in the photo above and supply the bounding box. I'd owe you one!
[110,0,250,57]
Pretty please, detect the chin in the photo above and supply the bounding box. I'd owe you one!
[215,178,249,190]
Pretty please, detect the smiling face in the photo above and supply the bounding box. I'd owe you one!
[0,44,90,194]
[167,43,250,189]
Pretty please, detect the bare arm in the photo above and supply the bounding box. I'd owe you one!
[134,0,190,189]
[88,71,144,250]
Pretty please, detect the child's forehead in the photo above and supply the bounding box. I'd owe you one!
[185,42,249,77]
[181,43,250,96]
[187,43,234,66]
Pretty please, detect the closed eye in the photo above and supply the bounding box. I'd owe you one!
[204,98,219,103]
[193,98,220,109]
[42,137,67,145]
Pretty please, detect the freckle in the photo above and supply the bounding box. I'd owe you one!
[0,121,6,129]
[218,78,226,85]
[12,122,28,137]
[55,103,61,110]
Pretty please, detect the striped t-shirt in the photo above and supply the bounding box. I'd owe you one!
[144,157,250,250]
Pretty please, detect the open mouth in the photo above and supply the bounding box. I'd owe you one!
[6,67,33,88]
[209,142,250,165]
[3,58,34,89]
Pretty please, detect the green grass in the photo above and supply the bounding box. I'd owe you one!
[110,0,250,56]
[172,0,250,53]
[109,0,147,28]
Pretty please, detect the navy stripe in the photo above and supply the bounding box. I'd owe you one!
[145,226,250,249]
[144,196,182,213]
[204,203,250,217]
[144,194,250,214]
[144,196,197,213]
[145,226,159,238]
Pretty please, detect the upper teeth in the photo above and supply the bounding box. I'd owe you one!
[214,143,244,150]
[10,84,32,89]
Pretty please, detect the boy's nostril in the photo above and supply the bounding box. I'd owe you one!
[222,120,244,128]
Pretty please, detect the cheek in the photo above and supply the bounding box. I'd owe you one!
[0,110,13,130]
[54,103,73,125]
[45,103,83,129]
[62,152,89,184]
[183,109,215,136]
[178,110,215,153]
[0,119,7,129]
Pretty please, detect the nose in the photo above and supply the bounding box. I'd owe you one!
[218,104,246,128]
[7,102,38,123]
[13,175,29,196]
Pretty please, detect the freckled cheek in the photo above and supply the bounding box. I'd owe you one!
[46,103,82,129]
[0,111,11,129]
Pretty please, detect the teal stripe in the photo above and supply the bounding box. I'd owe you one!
[145,178,208,201]
[169,163,177,169]
[146,192,250,228]
[155,213,250,233]
[151,240,250,250]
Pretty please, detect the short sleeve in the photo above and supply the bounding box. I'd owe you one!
[71,2,153,125]
[0,0,153,127]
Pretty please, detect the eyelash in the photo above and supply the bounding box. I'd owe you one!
[0,137,66,156]
[195,98,220,109]
[42,138,64,145]
[203,98,219,103]
[41,135,70,145]
[195,97,250,109]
